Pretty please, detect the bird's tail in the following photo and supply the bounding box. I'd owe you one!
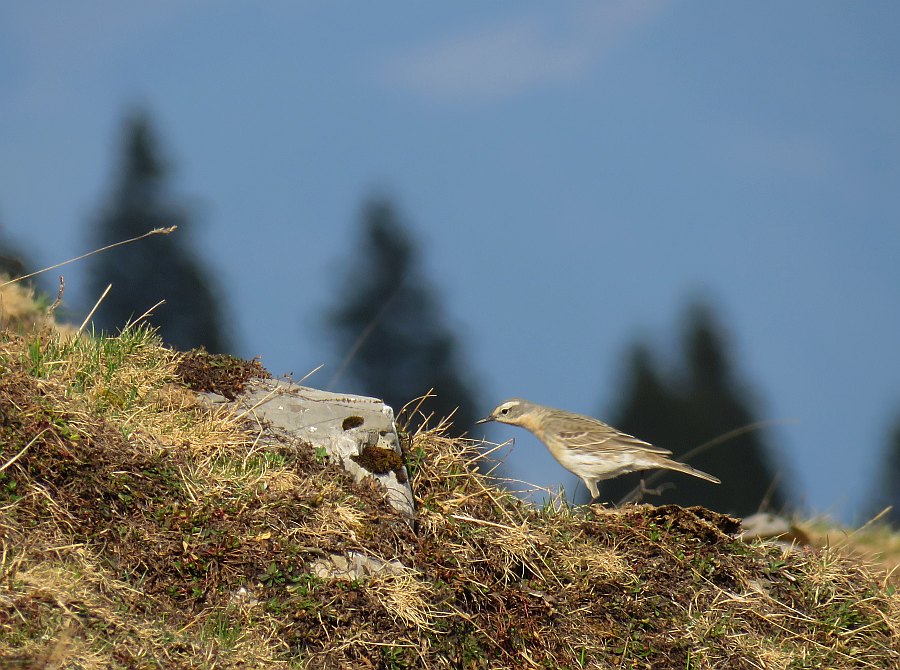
[660,458,721,484]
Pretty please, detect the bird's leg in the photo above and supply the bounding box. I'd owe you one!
[635,478,675,501]
[585,481,604,506]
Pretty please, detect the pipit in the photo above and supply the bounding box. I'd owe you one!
[477,398,720,501]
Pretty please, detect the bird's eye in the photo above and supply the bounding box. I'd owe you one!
[500,407,509,415]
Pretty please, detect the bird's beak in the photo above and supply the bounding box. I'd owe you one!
[475,415,493,425]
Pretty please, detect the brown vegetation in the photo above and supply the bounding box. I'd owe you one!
[1,325,898,669]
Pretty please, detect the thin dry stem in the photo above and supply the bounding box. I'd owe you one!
[0,226,177,289]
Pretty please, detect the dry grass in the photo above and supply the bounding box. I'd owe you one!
[1,327,898,669]
[0,276,78,338]
[799,515,900,579]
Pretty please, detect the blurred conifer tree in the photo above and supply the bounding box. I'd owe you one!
[0,224,33,282]
[86,112,230,353]
[325,197,480,435]
[872,416,900,526]
[590,302,787,516]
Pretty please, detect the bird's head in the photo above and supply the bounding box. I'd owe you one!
[476,399,536,427]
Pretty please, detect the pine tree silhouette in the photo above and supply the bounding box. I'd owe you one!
[872,415,900,526]
[0,223,33,283]
[325,198,480,435]
[0,223,48,331]
[86,112,230,353]
[592,302,787,516]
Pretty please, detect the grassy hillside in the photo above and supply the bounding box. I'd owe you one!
[1,320,898,668]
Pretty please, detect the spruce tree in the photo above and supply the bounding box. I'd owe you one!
[0,223,32,283]
[594,302,786,516]
[86,112,230,353]
[0,223,45,331]
[325,198,480,435]
[872,416,900,526]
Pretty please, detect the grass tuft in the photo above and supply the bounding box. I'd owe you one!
[1,328,898,668]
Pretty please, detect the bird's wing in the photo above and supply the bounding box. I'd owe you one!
[547,414,672,455]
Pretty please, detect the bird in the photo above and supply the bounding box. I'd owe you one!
[476,398,720,501]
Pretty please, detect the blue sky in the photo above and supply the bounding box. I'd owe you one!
[2,1,899,521]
